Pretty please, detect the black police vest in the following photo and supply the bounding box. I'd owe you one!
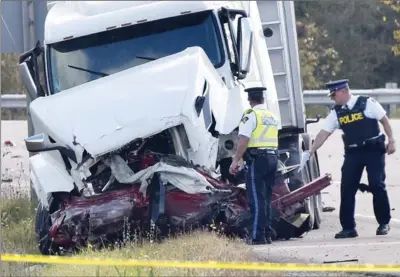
[334,96,380,146]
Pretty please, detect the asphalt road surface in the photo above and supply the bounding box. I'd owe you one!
[255,119,400,269]
[1,119,400,271]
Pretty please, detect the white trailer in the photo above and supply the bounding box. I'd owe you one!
[19,1,324,254]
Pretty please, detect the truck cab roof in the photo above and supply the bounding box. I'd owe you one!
[45,1,227,45]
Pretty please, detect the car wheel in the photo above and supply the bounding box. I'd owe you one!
[35,202,60,255]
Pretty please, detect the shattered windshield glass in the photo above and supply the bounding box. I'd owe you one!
[47,10,224,94]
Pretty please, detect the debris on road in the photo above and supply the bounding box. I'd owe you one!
[2,140,16,147]
[323,259,359,264]
[323,207,336,212]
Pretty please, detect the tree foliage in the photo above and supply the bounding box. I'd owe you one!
[380,0,400,56]
[295,4,342,89]
[1,54,25,94]
[295,0,400,88]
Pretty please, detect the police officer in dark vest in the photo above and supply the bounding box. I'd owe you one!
[299,79,396,238]
[229,87,280,245]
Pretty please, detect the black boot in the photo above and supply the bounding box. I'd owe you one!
[251,239,267,245]
[376,224,390,235]
[334,229,358,239]
[249,233,268,245]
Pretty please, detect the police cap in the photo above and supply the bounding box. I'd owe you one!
[244,87,266,99]
[325,79,349,96]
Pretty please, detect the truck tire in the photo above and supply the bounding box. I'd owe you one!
[310,153,323,230]
[312,192,323,229]
[35,202,60,255]
[302,160,315,232]
[301,134,323,230]
[299,134,316,232]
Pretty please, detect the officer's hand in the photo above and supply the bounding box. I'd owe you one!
[229,159,238,175]
[229,158,243,175]
[297,150,310,173]
[386,141,396,155]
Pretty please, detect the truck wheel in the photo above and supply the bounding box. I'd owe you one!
[310,150,323,230]
[312,193,323,229]
[35,202,60,255]
[302,162,315,232]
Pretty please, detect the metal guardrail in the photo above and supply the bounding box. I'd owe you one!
[1,94,28,108]
[1,89,400,110]
[302,89,400,105]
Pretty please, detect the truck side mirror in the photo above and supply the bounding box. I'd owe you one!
[19,41,47,101]
[237,17,253,80]
[25,133,77,163]
[19,62,38,101]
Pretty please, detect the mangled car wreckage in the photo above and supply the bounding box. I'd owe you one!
[19,1,332,255]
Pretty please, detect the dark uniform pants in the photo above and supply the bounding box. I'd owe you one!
[245,152,278,241]
[340,149,391,230]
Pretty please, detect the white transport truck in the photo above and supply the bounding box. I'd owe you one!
[19,1,325,253]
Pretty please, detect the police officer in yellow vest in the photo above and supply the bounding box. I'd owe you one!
[229,87,279,245]
[299,79,396,239]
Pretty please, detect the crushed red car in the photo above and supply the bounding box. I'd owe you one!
[36,148,332,255]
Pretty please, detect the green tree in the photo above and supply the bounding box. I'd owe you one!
[295,2,343,89]
[1,53,25,94]
[299,0,399,88]
[380,0,400,56]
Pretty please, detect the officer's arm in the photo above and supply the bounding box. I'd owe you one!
[309,110,338,156]
[380,116,395,143]
[233,135,250,163]
[368,98,395,144]
[309,130,331,156]
[233,113,255,162]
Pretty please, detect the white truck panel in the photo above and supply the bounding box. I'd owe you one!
[256,1,306,129]
[239,1,282,127]
[30,47,224,168]
[45,1,222,44]
[29,152,76,209]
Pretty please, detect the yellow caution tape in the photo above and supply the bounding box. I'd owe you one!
[1,253,400,272]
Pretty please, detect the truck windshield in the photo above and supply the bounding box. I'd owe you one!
[48,10,224,94]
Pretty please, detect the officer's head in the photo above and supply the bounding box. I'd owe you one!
[245,87,265,107]
[326,79,350,105]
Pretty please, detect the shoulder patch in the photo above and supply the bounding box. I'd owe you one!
[244,108,253,115]
[241,116,249,124]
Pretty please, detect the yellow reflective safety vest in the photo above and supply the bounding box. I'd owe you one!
[241,108,279,149]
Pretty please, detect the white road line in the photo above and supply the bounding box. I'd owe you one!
[268,240,400,250]
[325,212,400,223]
[355,214,400,223]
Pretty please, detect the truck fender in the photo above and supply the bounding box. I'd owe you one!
[29,153,75,209]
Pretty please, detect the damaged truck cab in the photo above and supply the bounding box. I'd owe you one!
[19,1,330,254]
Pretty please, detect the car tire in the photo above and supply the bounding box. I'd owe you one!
[35,202,60,255]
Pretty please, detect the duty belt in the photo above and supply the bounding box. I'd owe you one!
[246,148,278,156]
[346,134,384,148]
